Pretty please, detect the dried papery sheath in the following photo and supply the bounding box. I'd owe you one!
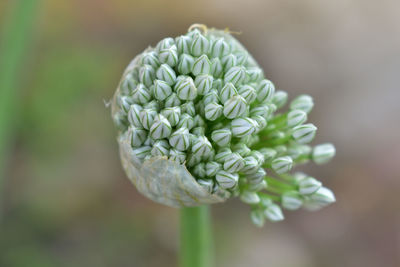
[111,25,335,220]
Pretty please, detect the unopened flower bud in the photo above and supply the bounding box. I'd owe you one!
[211,38,230,58]
[246,167,266,184]
[241,156,260,174]
[177,114,195,130]
[232,143,251,157]
[156,64,176,86]
[210,57,223,78]
[216,170,239,189]
[140,51,160,68]
[127,104,143,128]
[159,45,178,66]
[298,177,322,195]
[197,179,214,193]
[128,126,147,147]
[192,54,211,76]
[177,54,194,75]
[164,93,181,107]
[193,114,205,127]
[281,191,303,210]
[193,163,206,178]
[149,114,172,139]
[221,53,237,71]
[312,143,336,164]
[156,37,174,52]
[161,107,181,127]
[223,95,247,119]
[231,117,258,137]
[250,209,265,227]
[139,108,157,130]
[256,79,275,102]
[175,77,197,101]
[234,50,248,65]
[292,123,317,144]
[133,146,152,159]
[264,203,284,222]
[287,109,307,127]
[224,66,246,85]
[259,148,277,162]
[250,105,269,118]
[272,90,288,108]
[151,140,170,156]
[191,32,209,56]
[169,149,186,164]
[271,156,293,174]
[238,85,257,104]
[139,64,156,87]
[181,101,196,117]
[290,94,314,114]
[153,79,172,101]
[214,148,232,163]
[191,126,205,136]
[205,161,221,177]
[169,127,191,151]
[132,84,151,105]
[220,83,238,104]
[205,102,223,121]
[240,191,260,204]
[224,152,245,173]
[194,74,213,95]
[175,35,191,54]
[247,67,263,82]
[211,128,232,146]
[192,136,212,157]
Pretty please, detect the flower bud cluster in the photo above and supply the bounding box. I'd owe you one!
[112,25,336,225]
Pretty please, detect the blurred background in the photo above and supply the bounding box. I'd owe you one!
[1,0,399,266]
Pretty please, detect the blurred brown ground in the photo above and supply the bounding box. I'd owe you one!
[1,0,400,266]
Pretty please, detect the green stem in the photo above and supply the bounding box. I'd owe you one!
[180,205,213,267]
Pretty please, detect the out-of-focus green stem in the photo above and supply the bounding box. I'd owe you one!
[0,1,38,204]
[180,205,213,267]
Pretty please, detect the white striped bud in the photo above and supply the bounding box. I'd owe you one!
[181,101,196,117]
[210,57,223,78]
[287,109,307,127]
[203,89,219,106]
[144,100,160,111]
[224,152,245,173]
[231,117,258,137]
[292,123,317,144]
[250,209,265,227]
[132,146,152,159]
[246,167,266,184]
[177,54,194,75]
[240,191,260,204]
[193,163,206,179]
[140,51,160,68]
[312,143,336,164]
[193,114,205,127]
[298,177,322,195]
[143,136,155,146]
[212,78,223,90]
[248,179,267,192]
[214,148,232,163]
[128,126,147,147]
[132,84,151,105]
[169,149,186,164]
[186,153,202,167]
[252,115,267,132]
[223,95,247,119]
[177,114,194,130]
[259,148,277,162]
[139,65,156,87]
[290,94,314,114]
[211,38,230,58]
[232,143,251,157]
[251,151,265,165]
[288,144,311,161]
[139,108,157,130]
[153,79,172,101]
[211,128,232,147]
[238,85,257,104]
[281,191,303,210]
[205,161,221,177]
[156,37,174,52]
[234,50,248,65]
[175,35,192,54]
[164,93,181,108]
[271,156,293,174]
[224,66,246,85]
[190,32,209,56]
[216,170,239,189]
[156,64,176,86]
[205,102,223,121]
[151,140,170,157]
[191,136,212,157]
[194,74,213,95]
[168,127,190,151]
[149,114,172,139]
[175,77,197,101]
[221,53,237,71]
[196,179,214,193]
[191,126,205,136]
[308,187,336,207]
[246,67,263,82]
[264,203,284,222]
[127,104,143,128]
[161,107,181,127]
[241,156,260,174]
[192,54,211,76]
[272,90,288,108]
[120,73,138,95]
[250,106,270,118]
[256,79,275,102]
[220,83,238,104]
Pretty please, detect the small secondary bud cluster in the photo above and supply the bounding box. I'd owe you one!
[112,26,336,225]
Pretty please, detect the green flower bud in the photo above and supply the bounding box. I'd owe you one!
[251,150,265,165]
[144,100,160,111]
[150,114,172,139]
[128,126,147,147]
[175,77,197,101]
[281,191,303,210]
[264,203,284,222]
[290,94,314,114]
[156,64,176,86]
[211,38,230,58]
[214,148,232,163]
[292,123,317,144]
[250,209,265,227]
[177,113,195,130]
[177,54,195,75]
[212,78,223,90]
[153,79,172,101]
[248,180,267,192]
[191,136,212,157]
[139,64,156,87]
[220,83,237,104]
[211,128,231,147]
[181,101,196,117]
[164,93,181,108]
[191,126,205,136]
[224,66,246,85]
[309,187,336,207]
[271,156,293,174]
[140,51,160,68]
[186,153,202,167]
[161,107,181,127]
[312,143,336,164]
[203,89,219,106]
[240,191,260,204]
[205,102,223,121]
[191,32,209,56]
[210,57,223,78]
[169,127,190,151]
[205,161,221,177]
[231,117,258,137]
[139,108,157,130]
[256,79,275,102]
[224,152,245,172]
[288,144,311,161]
[193,162,206,178]
[246,167,266,184]
[287,109,307,127]
[223,95,247,119]
[250,105,270,118]
[246,67,263,82]
[238,85,257,104]
[132,145,152,159]
[272,90,288,108]
[192,54,211,76]
[131,84,151,105]
[216,170,239,189]
[156,37,174,52]
[169,149,186,164]
[151,140,170,156]
[120,73,138,95]
[241,156,260,174]
[127,104,143,128]
[221,53,237,71]
[194,74,213,95]
[197,179,214,193]
[234,50,248,65]
[176,35,192,54]
[232,143,251,157]
[298,177,322,195]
